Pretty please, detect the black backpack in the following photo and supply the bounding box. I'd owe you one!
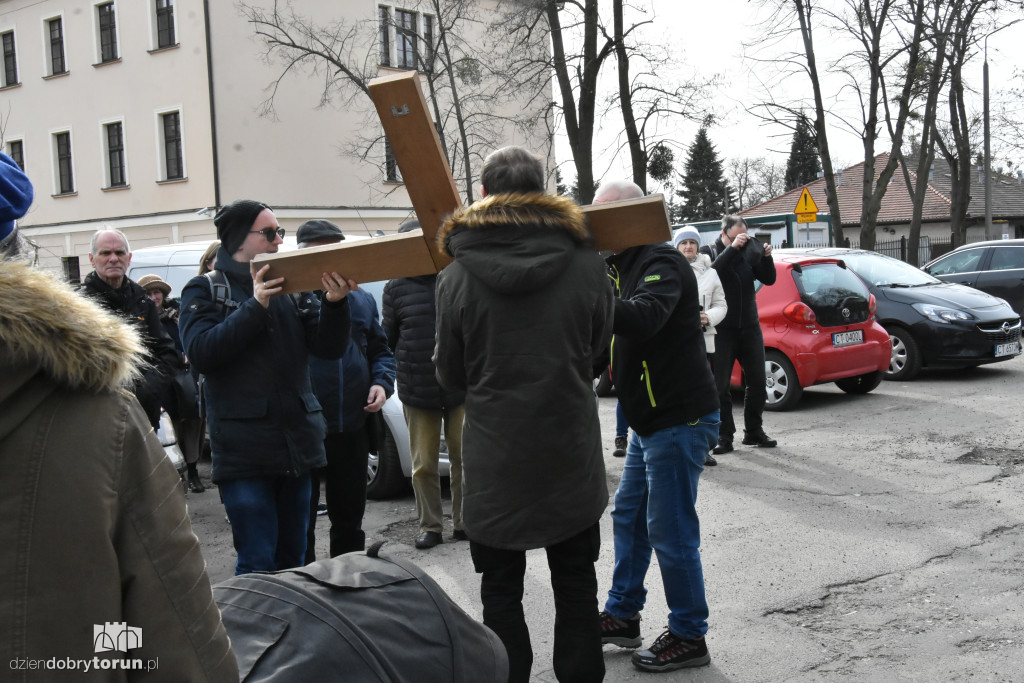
[213,543,508,682]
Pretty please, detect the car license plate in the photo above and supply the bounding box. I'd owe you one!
[995,341,1021,357]
[832,330,863,347]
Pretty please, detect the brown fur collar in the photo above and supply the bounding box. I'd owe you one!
[0,260,144,393]
[436,193,589,255]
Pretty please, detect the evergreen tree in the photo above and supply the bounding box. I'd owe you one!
[784,115,822,191]
[676,127,730,222]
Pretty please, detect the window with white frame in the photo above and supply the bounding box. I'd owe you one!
[2,30,18,87]
[53,131,74,194]
[96,2,119,63]
[46,17,67,76]
[378,6,433,72]
[158,110,184,181]
[154,0,176,49]
[384,136,400,182]
[103,120,127,188]
[7,140,25,170]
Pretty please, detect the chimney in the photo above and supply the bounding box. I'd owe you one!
[1018,170,1022,185]
[929,163,934,181]
[837,169,843,186]
[978,162,984,183]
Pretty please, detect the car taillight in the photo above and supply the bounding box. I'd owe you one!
[783,301,816,324]
[869,293,877,318]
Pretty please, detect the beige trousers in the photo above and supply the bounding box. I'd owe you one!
[403,404,465,534]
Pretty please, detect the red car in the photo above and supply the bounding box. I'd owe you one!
[730,253,891,410]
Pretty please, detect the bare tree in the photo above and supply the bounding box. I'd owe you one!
[494,1,615,204]
[239,0,536,204]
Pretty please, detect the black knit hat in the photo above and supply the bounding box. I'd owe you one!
[214,199,270,255]
[296,219,345,247]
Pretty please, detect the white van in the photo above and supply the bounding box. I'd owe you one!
[127,238,447,499]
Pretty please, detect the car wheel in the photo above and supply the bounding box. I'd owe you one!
[885,327,921,381]
[764,350,802,411]
[366,423,408,500]
[593,368,614,397]
[835,370,883,394]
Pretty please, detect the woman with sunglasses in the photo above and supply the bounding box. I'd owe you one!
[179,199,357,575]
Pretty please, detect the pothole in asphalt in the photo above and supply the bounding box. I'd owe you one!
[955,447,1024,477]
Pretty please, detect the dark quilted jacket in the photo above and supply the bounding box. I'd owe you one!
[382,274,465,410]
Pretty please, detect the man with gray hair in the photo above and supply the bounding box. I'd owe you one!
[80,228,179,428]
[595,179,719,672]
[434,145,613,682]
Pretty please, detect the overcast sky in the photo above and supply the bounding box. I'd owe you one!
[562,0,1024,190]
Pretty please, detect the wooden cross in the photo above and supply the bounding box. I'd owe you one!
[255,71,672,293]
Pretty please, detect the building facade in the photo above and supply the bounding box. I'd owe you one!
[0,0,551,277]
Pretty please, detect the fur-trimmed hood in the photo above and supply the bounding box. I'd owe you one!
[436,193,593,294]
[687,251,713,277]
[0,259,144,396]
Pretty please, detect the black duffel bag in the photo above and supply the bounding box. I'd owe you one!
[214,542,507,682]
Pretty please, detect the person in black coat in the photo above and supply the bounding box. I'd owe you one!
[297,220,396,560]
[434,147,612,683]
[382,218,467,550]
[179,200,356,575]
[80,229,179,429]
[700,215,777,453]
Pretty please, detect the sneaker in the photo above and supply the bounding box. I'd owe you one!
[631,630,710,671]
[613,435,627,458]
[599,610,642,648]
[704,454,718,467]
[711,440,733,455]
[742,431,777,447]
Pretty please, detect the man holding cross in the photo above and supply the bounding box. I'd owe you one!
[434,146,613,683]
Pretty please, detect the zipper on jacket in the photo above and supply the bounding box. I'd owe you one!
[608,265,620,375]
[641,360,656,407]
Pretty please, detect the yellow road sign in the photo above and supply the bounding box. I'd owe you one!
[796,212,817,223]
[794,187,819,214]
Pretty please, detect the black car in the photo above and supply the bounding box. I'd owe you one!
[777,248,1022,380]
[922,239,1024,318]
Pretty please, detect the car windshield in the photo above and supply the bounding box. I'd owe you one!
[839,252,940,287]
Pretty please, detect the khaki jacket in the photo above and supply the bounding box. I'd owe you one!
[0,260,237,682]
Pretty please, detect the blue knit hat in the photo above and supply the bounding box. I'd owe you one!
[672,226,701,249]
[0,153,33,241]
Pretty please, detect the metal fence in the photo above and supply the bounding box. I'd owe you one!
[790,234,959,265]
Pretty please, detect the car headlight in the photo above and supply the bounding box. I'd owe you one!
[912,303,975,324]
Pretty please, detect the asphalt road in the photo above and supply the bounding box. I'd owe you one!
[187,356,1024,681]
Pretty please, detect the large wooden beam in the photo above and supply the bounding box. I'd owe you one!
[583,194,672,253]
[253,230,436,291]
[368,71,459,271]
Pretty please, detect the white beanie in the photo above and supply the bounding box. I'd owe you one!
[672,226,701,248]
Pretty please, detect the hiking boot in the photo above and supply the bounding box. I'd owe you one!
[711,439,733,455]
[704,454,718,467]
[742,430,777,447]
[599,610,642,648]
[613,435,627,458]
[631,630,710,671]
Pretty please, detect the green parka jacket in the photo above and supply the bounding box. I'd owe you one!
[0,260,238,682]
[434,192,614,551]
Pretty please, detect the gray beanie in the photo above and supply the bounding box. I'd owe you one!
[214,199,270,255]
[672,226,701,249]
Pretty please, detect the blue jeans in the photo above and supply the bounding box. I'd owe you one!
[219,473,312,575]
[604,411,720,639]
[615,400,628,438]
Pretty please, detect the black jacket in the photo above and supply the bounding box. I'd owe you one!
[606,243,719,436]
[179,251,350,482]
[434,192,613,551]
[80,272,179,427]
[309,289,395,434]
[701,236,776,328]
[382,274,465,411]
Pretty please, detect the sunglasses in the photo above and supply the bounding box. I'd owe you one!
[250,227,286,242]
